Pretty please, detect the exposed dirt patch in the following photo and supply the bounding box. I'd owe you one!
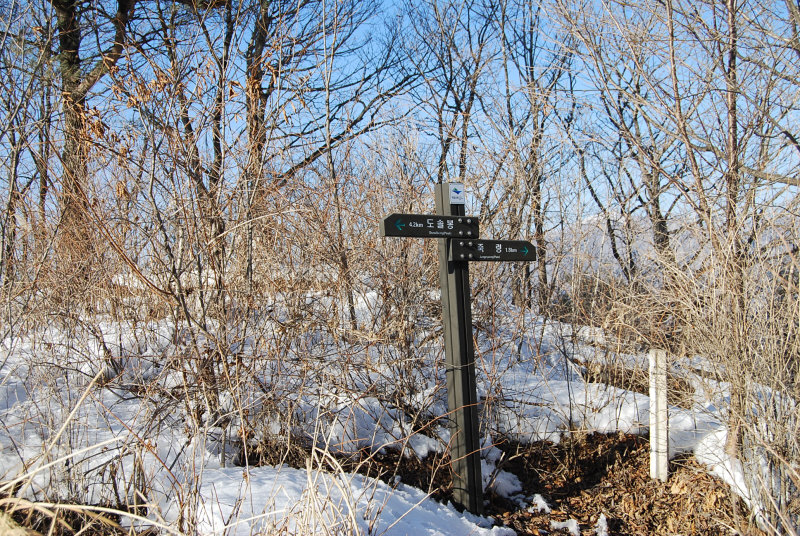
[338,445,457,503]
[487,432,765,535]
[1,498,142,536]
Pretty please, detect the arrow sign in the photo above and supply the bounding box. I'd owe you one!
[380,213,479,238]
[449,239,536,262]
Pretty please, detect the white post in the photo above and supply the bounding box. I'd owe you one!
[649,348,669,482]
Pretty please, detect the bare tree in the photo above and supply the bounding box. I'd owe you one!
[491,0,573,310]
[0,2,56,291]
[558,0,800,530]
[51,0,136,279]
[406,0,497,185]
[574,24,684,288]
[242,0,416,300]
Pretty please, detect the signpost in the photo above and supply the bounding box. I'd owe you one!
[435,184,483,515]
[379,182,535,515]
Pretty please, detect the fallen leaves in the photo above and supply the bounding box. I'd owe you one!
[484,433,767,536]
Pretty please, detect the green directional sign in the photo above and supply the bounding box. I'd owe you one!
[380,213,479,238]
[450,239,536,262]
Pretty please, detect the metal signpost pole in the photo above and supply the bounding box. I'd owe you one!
[435,182,483,515]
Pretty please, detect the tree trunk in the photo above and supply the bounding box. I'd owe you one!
[244,0,271,294]
[723,0,746,459]
[52,0,135,277]
[2,142,22,289]
[531,167,548,312]
[54,0,92,272]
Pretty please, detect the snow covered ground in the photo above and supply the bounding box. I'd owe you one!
[0,296,748,535]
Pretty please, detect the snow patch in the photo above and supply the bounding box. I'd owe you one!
[551,518,580,535]
[192,465,514,535]
[594,513,608,536]
[527,494,551,514]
